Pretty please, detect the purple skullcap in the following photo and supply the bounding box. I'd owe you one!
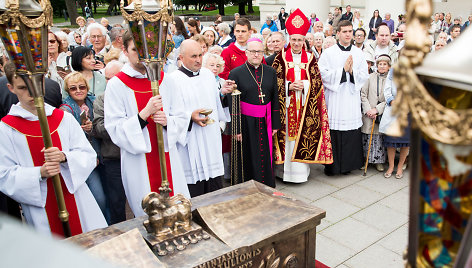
[247,37,262,43]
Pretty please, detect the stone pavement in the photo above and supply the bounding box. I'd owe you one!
[275,165,410,268]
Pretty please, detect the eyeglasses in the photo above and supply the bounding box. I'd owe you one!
[90,35,104,40]
[68,85,88,92]
[48,39,57,44]
[247,50,264,55]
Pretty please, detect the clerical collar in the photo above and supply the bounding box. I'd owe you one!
[337,43,352,51]
[246,62,261,70]
[235,42,247,51]
[179,65,200,77]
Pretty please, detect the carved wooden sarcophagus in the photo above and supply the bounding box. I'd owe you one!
[67,181,326,267]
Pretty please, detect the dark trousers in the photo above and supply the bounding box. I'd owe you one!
[0,192,21,219]
[187,176,223,198]
[102,158,126,224]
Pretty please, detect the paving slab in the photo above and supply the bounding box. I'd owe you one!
[355,171,409,195]
[378,224,409,256]
[313,196,361,224]
[343,244,404,268]
[330,184,386,208]
[316,234,357,268]
[282,179,338,201]
[351,203,409,234]
[379,190,410,215]
[320,217,385,252]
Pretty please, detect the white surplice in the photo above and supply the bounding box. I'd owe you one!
[0,104,107,236]
[160,67,230,184]
[104,64,190,217]
[276,51,312,183]
[318,44,369,131]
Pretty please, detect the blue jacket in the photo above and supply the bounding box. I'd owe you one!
[260,21,278,33]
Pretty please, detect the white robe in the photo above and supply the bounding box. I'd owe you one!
[0,104,107,236]
[104,64,190,217]
[276,52,312,183]
[160,67,230,184]
[318,44,369,131]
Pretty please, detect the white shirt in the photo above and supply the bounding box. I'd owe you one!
[0,104,107,235]
[318,44,369,130]
[160,67,230,184]
[104,63,190,216]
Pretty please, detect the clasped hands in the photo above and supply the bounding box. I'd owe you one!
[344,55,353,74]
[40,147,66,178]
[366,108,378,119]
[139,95,167,127]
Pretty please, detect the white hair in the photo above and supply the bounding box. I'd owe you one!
[202,52,225,74]
[216,23,230,35]
[313,32,325,40]
[87,23,107,36]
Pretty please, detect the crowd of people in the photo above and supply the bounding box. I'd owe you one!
[0,5,468,237]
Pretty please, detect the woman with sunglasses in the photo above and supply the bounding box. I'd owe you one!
[47,32,68,92]
[60,71,108,222]
[70,46,106,98]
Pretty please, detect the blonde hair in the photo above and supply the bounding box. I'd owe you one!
[191,34,211,48]
[103,48,121,64]
[76,16,86,24]
[64,72,89,93]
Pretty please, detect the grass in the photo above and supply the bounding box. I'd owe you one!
[53,5,259,25]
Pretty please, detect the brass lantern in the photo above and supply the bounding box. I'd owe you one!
[394,0,472,267]
[120,0,207,255]
[121,0,173,194]
[0,0,72,237]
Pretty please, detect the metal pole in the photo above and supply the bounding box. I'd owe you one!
[33,94,71,237]
[407,127,420,267]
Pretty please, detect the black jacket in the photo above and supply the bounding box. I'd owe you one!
[0,76,62,118]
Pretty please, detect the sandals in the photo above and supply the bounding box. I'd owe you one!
[384,172,392,178]
[395,173,404,179]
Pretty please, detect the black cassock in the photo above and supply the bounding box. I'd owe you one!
[227,62,281,188]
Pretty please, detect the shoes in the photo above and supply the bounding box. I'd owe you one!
[375,164,385,172]
[396,173,404,179]
[402,163,408,170]
[384,172,392,178]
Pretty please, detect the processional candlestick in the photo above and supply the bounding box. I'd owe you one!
[0,0,72,237]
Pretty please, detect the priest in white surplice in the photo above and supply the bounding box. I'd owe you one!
[318,20,369,176]
[104,31,190,217]
[160,39,232,197]
[0,63,107,237]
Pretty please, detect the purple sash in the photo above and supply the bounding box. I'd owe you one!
[240,101,273,166]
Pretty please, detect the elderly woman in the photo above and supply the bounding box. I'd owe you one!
[361,55,390,172]
[61,72,107,220]
[352,10,364,30]
[312,32,324,59]
[217,23,232,48]
[70,46,106,98]
[47,32,68,90]
[201,27,218,46]
[76,16,87,35]
[208,45,223,55]
[202,53,230,180]
[191,34,210,55]
[323,36,336,50]
[379,68,410,179]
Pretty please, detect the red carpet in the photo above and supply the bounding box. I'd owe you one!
[315,260,330,268]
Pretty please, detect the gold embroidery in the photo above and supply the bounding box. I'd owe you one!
[292,15,304,28]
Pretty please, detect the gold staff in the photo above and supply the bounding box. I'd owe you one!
[120,0,174,196]
[0,0,71,236]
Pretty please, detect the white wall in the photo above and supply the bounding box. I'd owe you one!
[433,0,472,22]
[364,0,406,30]
[285,0,330,22]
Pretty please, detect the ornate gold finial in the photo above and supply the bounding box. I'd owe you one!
[0,0,53,28]
[141,193,209,255]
